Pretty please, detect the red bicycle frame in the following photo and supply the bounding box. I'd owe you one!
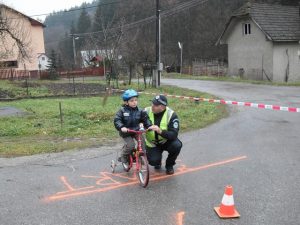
[127,129,147,170]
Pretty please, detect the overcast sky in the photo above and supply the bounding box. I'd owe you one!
[1,0,94,20]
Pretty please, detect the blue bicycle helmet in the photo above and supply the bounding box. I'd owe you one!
[122,89,139,101]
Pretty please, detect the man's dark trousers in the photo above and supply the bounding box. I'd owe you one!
[146,139,182,167]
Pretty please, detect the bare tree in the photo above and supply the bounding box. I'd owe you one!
[83,3,125,87]
[0,4,32,67]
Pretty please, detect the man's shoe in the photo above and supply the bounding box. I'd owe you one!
[166,166,174,175]
[154,164,161,170]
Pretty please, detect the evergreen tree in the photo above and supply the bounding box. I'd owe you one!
[93,0,116,31]
[58,21,77,69]
[77,8,91,50]
[70,20,77,35]
[47,49,59,80]
[57,54,64,70]
[77,8,91,33]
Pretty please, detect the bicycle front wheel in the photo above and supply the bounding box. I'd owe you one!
[137,155,149,188]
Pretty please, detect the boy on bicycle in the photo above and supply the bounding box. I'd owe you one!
[114,89,152,163]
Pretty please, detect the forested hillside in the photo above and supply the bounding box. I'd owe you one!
[43,0,298,69]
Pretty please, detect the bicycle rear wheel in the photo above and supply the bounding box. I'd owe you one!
[137,155,149,187]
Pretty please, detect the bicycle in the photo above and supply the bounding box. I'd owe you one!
[111,128,150,188]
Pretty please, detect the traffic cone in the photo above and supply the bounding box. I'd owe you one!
[214,185,240,218]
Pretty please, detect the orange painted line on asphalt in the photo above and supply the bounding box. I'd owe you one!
[56,186,95,195]
[82,172,122,186]
[43,156,247,202]
[60,176,75,191]
[107,171,137,181]
[177,211,185,225]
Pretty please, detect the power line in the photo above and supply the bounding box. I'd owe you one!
[29,1,122,18]
[73,0,209,37]
[162,0,209,18]
[3,1,123,20]
[45,0,210,44]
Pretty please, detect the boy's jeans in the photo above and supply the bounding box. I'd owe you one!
[121,135,146,162]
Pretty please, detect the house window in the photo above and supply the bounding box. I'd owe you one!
[0,60,18,68]
[243,23,251,35]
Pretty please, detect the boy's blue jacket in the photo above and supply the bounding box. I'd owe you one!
[114,105,152,137]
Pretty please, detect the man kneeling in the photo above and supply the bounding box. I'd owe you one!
[146,95,182,175]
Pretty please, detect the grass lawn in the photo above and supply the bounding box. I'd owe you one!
[163,73,300,86]
[0,83,227,157]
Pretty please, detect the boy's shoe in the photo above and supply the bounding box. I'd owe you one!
[120,155,129,163]
[166,166,174,175]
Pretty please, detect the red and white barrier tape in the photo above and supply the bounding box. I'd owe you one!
[108,88,300,113]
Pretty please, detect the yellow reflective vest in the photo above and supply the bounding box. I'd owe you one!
[145,107,174,147]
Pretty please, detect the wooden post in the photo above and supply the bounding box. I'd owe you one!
[59,102,63,128]
[72,76,76,95]
[25,78,29,96]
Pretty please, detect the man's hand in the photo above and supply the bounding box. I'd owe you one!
[149,125,162,134]
[121,127,128,133]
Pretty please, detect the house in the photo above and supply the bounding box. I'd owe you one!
[37,53,49,70]
[80,50,112,68]
[217,2,300,82]
[0,4,45,78]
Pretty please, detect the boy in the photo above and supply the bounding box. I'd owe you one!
[114,89,152,163]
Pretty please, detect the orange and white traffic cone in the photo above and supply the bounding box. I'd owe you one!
[214,185,240,218]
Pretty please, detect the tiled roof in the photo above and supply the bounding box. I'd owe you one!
[0,4,45,28]
[234,2,300,41]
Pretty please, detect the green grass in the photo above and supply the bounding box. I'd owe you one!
[0,84,227,157]
[163,73,300,86]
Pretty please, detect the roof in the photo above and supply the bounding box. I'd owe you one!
[37,53,48,58]
[217,2,300,43]
[90,56,103,62]
[0,4,46,28]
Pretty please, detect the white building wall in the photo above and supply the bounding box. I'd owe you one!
[38,54,49,70]
[273,43,300,82]
[28,25,45,71]
[223,18,273,80]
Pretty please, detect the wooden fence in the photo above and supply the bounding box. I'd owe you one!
[0,69,39,80]
[192,59,228,76]
[0,67,104,80]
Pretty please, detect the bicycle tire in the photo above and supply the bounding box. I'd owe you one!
[137,155,149,188]
[111,160,116,173]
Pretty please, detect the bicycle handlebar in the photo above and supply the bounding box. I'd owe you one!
[127,128,149,134]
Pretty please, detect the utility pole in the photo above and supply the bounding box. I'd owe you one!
[155,0,161,87]
[178,42,183,74]
[70,34,79,68]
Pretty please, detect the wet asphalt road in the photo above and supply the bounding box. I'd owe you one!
[1,79,300,225]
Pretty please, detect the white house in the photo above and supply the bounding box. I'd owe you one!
[37,53,49,70]
[217,2,300,82]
